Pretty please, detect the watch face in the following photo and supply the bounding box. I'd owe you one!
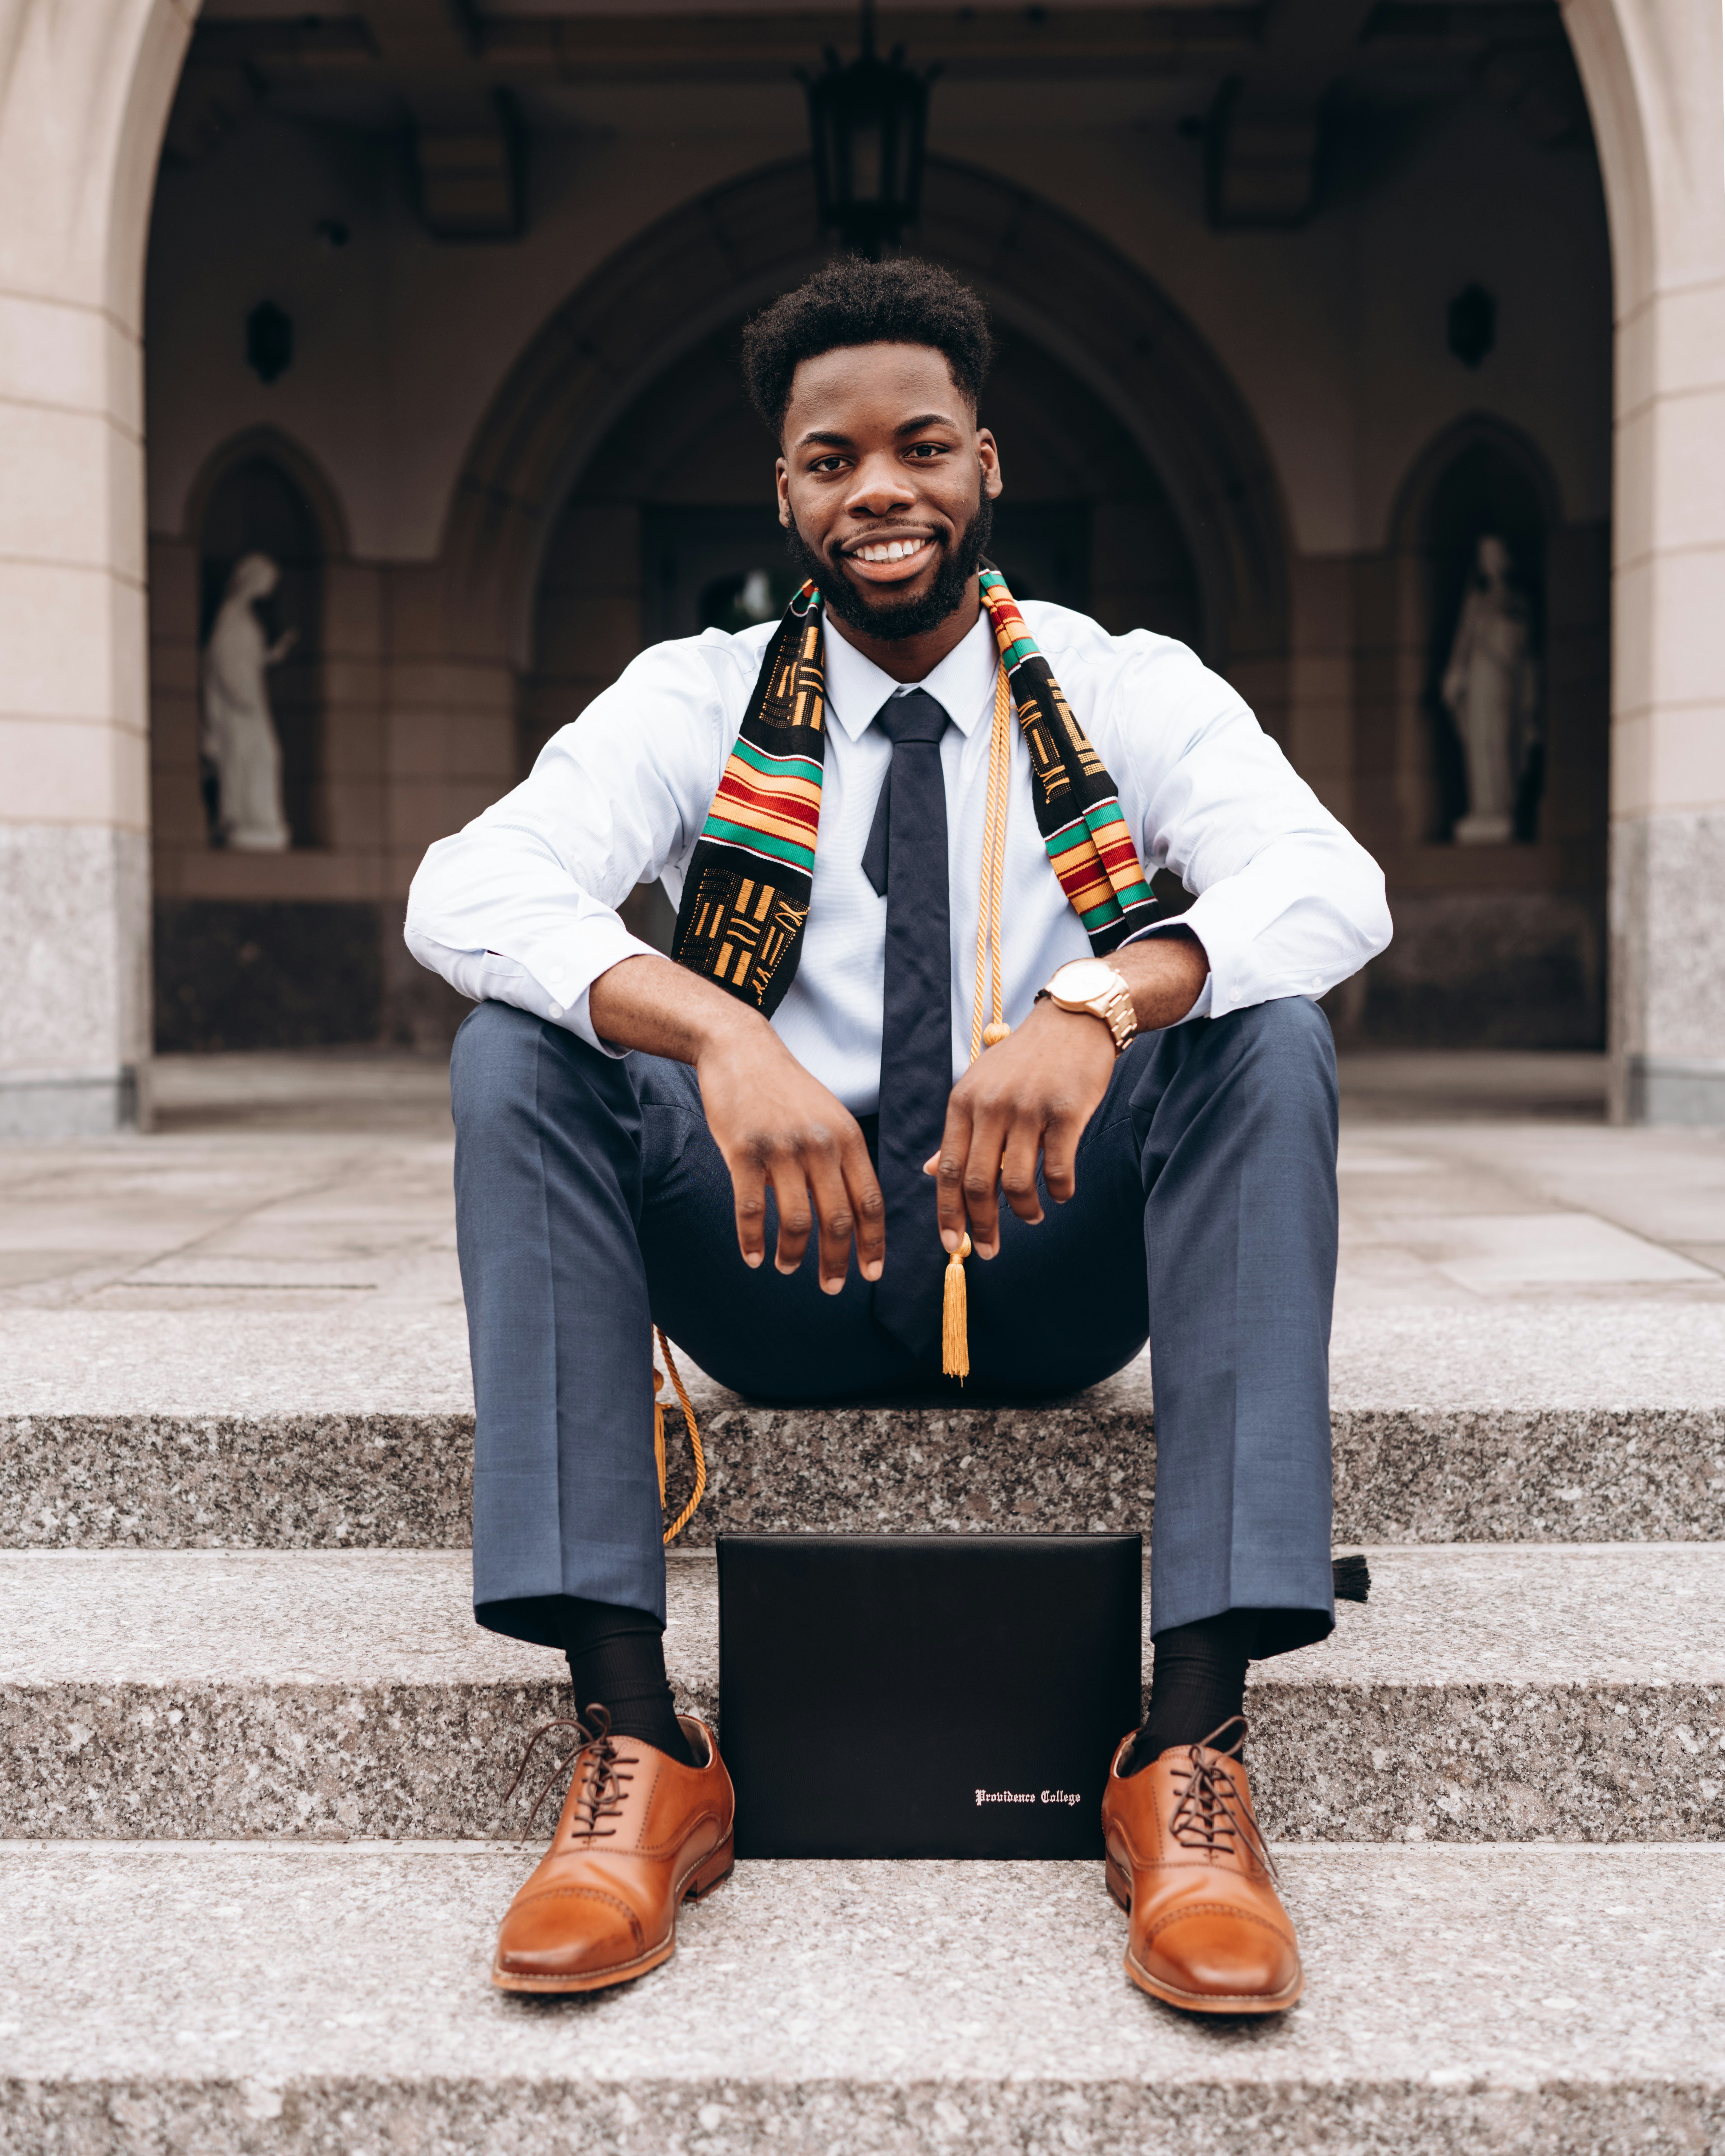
[1051,958,1116,1003]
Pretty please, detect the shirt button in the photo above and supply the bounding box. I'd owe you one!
[1310,977,1323,990]
[548,1003,564,1021]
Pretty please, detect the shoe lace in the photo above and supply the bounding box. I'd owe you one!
[499,1703,636,1841]
[1165,1716,1279,1881]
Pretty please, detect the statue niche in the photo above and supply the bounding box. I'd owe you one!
[196,450,326,849]
[1440,533,1541,845]
[200,552,297,850]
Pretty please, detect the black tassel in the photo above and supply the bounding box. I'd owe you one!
[1332,1552,1371,1604]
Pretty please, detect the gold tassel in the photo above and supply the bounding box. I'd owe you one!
[652,1369,668,1508]
[942,1232,972,1382]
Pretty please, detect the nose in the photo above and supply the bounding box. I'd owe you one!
[843,451,916,521]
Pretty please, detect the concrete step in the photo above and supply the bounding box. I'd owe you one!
[2,1838,1721,2153]
[5,1545,1722,1843]
[7,1331,1725,1551]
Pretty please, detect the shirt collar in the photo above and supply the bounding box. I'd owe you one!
[819,604,1000,743]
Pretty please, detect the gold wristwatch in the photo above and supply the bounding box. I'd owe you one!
[1035,956,1140,1055]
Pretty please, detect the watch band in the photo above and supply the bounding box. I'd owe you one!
[1034,968,1140,1054]
[1095,976,1139,1054]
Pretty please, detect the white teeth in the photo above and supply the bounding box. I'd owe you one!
[857,538,925,564]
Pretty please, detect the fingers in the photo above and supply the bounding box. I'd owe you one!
[925,1099,1064,1258]
[929,1098,1023,1262]
[960,1106,1014,1258]
[765,1148,816,1280]
[999,1119,1047,1230]
[802,1142,858,1295]
[1039,1103,1082,1206]
[929,1097,975,1256]
[747,1124,886,1293]
[844,1132,887,1285]
[732,1153,769,1270]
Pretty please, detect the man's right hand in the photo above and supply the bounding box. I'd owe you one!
[586,952,884,1294]
[696,1026,884,1291]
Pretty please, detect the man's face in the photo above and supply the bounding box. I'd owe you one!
[776,342,1003,639]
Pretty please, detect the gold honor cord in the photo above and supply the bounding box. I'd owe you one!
[943,663,1015,1381]
[653,1327,706,1543]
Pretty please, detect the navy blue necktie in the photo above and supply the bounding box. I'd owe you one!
[863,689,953,1362]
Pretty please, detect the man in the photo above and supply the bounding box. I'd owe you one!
[406,258,1391,2014]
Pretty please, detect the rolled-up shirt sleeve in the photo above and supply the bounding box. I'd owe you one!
[404,634,739,1054]
[1099,632,1392,1018]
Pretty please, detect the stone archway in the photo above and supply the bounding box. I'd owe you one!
[440,156,1293,713]
[0,0,1716,1127]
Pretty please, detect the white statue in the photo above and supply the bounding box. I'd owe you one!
[200,552,298,850]
[1440,534,1540,845]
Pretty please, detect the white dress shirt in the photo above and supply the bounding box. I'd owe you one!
[405,603,1391,1114]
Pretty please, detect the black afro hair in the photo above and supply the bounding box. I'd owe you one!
[741,256,994,438]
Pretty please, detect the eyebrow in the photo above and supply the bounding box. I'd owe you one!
[793,413,960,449]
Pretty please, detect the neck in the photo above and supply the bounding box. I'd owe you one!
[823,576,983,684]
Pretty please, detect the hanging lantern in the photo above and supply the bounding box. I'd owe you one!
[801,0,940,259]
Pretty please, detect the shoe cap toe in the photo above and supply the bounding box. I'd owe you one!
[496,1886,646,1978]
[1141,1904,1299,2003]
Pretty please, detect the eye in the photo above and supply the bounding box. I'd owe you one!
[808,454,849,474]
[906,442,947,459]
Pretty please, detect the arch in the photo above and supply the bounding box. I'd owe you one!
[441,156,1291,679]
[181,425,351,560]
[1388,413,1565,555]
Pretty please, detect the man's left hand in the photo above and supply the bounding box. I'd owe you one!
[924,928,1210,1259]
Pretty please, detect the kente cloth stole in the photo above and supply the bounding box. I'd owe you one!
[670,563,1159,1015]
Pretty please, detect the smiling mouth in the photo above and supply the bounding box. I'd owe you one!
[841,534,938,582]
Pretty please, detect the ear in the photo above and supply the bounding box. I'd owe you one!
[977,427,1003,502]
[775,457,791,528]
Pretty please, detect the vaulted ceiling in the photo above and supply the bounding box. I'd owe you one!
[172,0,1593,237]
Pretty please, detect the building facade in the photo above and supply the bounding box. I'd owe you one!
[0,0,1720,1134]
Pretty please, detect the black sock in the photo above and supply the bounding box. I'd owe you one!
[1122,1608,1259,1775]
[558,1596,697,1768]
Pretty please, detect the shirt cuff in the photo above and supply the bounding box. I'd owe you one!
[502,915,662,1056]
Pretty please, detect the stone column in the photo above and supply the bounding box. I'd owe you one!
[0,0,192,1136]
[1566,0,1725,1121]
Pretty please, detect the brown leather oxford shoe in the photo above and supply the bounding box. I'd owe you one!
[1099,1716,1302,2015]
[493,1706,735,1994]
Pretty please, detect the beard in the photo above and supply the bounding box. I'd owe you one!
[785,494,994,643]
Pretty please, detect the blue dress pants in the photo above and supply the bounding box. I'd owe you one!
[449,994,1340,1660]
